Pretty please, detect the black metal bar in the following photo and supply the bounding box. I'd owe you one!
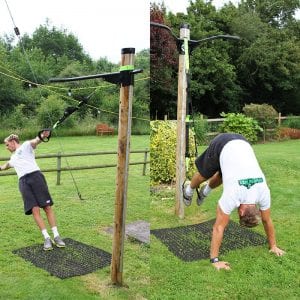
[49,71,121,83]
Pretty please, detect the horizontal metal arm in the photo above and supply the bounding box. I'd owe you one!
[49,69,143,85]
[190,34,240,46]
[49,71,121,83]
[151,21,240,50]
[150,22,180,42]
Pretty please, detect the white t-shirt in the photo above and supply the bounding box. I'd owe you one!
[218,139,270,215]
[8,141,40,178]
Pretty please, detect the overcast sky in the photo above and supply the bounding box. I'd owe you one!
[0,0,149,63]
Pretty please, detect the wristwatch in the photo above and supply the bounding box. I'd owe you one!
[210,257,219,263]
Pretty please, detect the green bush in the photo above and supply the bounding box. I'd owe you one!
[192,114,209,145]
[282,116,300,129]
[219,112,262,143]
[0,104,35,130]
[243,103,278,141]
[150,120,196,184]
[36,95,75,128]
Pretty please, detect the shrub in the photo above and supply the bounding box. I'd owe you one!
[192,113,209,145]
[36,95,75,128]
[282,116,300,129]
[219,112,262,143]
[0,104,34,130]
[150,121,196,184]
[243,103,278,141]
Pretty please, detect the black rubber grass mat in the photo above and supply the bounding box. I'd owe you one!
[151,219,267,261]
[12,238,111,279]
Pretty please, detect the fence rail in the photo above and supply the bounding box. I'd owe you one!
[0,149,149,185]
[203,114,300,137]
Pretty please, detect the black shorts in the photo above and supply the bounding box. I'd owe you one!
[19,171,54,215]
[195,133,248,179]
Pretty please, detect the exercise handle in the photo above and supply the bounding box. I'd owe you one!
[38,129,52,142]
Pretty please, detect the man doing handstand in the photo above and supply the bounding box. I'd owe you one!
[183,133,285,270]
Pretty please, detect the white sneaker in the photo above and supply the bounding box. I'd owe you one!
[53,236,66,248]
[182,180,193,206]
[43,237,53,251]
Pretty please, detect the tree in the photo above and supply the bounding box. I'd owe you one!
[239,0,300,27]
[0,43,25,114]
[21,22,90,63]
[150,2,178,119]
[169,0,242,117]
[236,27,300,113]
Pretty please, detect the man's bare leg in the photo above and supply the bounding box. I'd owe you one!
[190,172,207,189]
[207,172,222,189]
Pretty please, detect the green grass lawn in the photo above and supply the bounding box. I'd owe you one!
[1,136,299,299]
[150,139,300,300]
[0,135,149,299]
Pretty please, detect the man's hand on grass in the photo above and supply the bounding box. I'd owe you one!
[269,246,285,256]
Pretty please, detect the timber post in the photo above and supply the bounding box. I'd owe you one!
[175,24,190,219]
[111,47,135,286]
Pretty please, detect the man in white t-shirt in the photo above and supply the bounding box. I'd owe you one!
[183,133,285,270]
[0,132,65,251]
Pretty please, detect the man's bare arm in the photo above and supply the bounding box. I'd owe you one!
[0,162,11,171]
[30,130,51,149]
[260,209,285,256]
[210,205,231,270]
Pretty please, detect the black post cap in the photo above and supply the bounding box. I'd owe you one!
[180,24,190,29]
[121,48,135,54]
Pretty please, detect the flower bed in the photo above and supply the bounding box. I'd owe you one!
[279,127,300,139]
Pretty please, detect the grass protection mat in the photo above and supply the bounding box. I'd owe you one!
[151,219,267,261]
[12,238,111,279]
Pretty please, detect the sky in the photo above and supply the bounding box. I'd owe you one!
[0,0,149,63]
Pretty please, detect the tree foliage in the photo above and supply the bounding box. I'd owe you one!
[150,2,178,119]
[0,23,149,134]
[150,0,300,119]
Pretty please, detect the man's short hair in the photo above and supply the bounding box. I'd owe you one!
[4,134,20,144]
[239,206,261,228]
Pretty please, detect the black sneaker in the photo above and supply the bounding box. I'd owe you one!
[196,184,207,206]
[182,180,193,206]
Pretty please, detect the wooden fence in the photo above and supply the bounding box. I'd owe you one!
[0,149,149,185]
[203,113,299,136]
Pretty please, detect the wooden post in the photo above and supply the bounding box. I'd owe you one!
[278,112,281,126]
[56,152,61,185]
[175,24,190,219]
[111,48,135,286]
[142,150,148,175]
